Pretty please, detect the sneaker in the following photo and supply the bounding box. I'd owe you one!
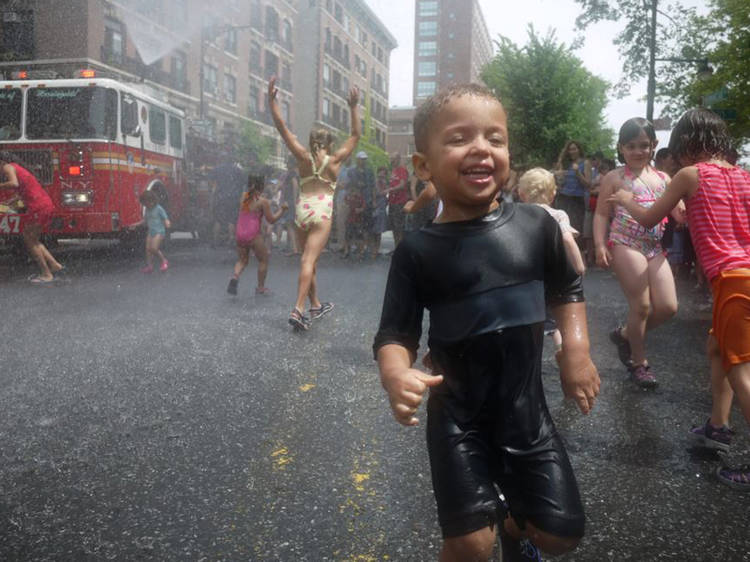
[715,465,750,491]
[159,260,169,272]
[689,420,734,452]
[309,302,334,320]
[501,535,543,562]
[255,286,272,296]
[630,364,658,389]
[141,265,154,274]
[288,308,311,331]
[609,326,632,368]
[227,278,238,295]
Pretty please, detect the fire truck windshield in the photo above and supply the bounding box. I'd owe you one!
[0,88,22,140]
[26,86,117,141]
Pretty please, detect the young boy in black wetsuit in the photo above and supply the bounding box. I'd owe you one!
[373,84,600,561]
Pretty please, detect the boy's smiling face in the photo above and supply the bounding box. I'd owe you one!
[413,94,509,218]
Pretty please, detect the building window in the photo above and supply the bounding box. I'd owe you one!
[170,50,187,90]
[103,18,124,64]
[326,0,332,12]
[322,98,330,118]
[418,61,436,77]
[418,0,438,16]
[265,6,279,42]
[224,74,236,103]
[249,42,261,74]
[334,3,343,24]
[203,63,218,94]
[417,81,436,97]
[418,21,437,37]
[282,101,290,124]
[264,50,279,80]
[225,28,237,54]
[418,41,437,57]
[250,0,262,30]
[281,19,292,49]
[323,63,331,86]
[249,86,259,116]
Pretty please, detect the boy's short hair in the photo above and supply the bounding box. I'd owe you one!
[518,168,556,205]
[668,108,733,164]
[139,190,157,206]
[413,83,500,153]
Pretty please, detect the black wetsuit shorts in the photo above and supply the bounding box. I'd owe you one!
[426,325,585,539]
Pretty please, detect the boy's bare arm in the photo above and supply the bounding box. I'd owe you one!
[551,301,600,415]
[377,343,443,426]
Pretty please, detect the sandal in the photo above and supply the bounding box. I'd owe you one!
[288,308,311,331]
[609,325,633,368]
[310,302,334,320]
[716,465,750,491]
[29,275,54,284]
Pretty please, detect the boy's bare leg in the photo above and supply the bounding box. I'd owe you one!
[440,526,496,562]
[707,334,734,427]
[503,517,580,557]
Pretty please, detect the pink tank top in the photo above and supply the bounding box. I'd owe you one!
[11,162,53,214]
[687,162,750,281]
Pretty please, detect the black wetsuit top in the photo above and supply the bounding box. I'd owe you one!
[373,202,587,539]
[373,202,584,356]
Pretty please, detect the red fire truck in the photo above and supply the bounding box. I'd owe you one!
[0,73,211,243]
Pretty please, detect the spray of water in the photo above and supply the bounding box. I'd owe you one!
[109,0,242,66]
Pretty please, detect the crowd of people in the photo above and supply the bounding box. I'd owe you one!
[3,78,749,562]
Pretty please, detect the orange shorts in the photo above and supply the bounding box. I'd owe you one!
[711,268,750,372]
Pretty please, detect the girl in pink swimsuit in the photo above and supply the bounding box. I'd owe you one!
[227,175,288,297]
[593,118,684,388]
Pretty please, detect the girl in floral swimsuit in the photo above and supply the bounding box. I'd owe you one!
[268,77,361,330]
[593,118,684,388]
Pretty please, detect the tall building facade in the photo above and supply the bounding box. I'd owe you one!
[412,0,492,104]
[0,0,299,166]
[293,0,396,150]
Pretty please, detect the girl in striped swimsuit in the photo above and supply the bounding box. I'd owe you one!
[593,118,684,388]
[611,108,750,491]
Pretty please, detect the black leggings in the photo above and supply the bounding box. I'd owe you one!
[426,325,585,539]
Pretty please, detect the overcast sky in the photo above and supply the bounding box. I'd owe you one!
[366,0,706,147]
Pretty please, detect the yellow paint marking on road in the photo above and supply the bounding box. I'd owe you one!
[271,446,293,470]
[352,472,370,492]
[299,383,316,392]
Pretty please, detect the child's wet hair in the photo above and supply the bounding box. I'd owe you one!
[309,128,335,155]
[247,174,265,193]
[413,83,501,153]
[668,108,733,164]
[518,168,556,205]
[617,118,657,164]
[139,190,157,206]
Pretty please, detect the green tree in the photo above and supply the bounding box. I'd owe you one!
[658,0,750,143]
[480,26,613,169]
[236,121,275,169]
[572,0,685,99]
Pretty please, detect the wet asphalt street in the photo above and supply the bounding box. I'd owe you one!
[0,237,748,561]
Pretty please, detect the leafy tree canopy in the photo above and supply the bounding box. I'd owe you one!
[480,26,614,169]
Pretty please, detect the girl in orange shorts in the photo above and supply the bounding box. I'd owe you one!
[611,108,750,491]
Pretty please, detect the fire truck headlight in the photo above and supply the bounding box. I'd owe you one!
[62,191,93,206]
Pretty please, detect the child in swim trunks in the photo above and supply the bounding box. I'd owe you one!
[268,76,361,330]
[593,118,683,388]
[611,108,750,491]
[227,174,288,297]
[373,84,600,561]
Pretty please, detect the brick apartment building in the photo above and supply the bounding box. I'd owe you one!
[293,0,396,151]
[0,0,300,167]
[386,0,493,159]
